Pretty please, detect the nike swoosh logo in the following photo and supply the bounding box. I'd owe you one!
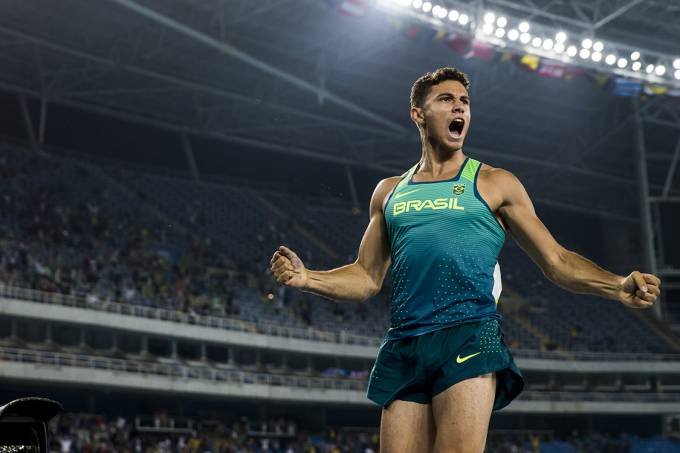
[394,189,421,199]
[456,352,481,364]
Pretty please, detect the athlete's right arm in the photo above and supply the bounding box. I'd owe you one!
[269,177,399,302]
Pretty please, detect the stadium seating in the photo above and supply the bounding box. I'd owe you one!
[0,144,677,353]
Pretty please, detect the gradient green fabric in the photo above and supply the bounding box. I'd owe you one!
[383,157,505,340]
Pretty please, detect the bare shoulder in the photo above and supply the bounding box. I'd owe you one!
[479,163,522,190]
[370,176,401,212]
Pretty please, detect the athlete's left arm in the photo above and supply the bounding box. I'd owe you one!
[495,169,661,309]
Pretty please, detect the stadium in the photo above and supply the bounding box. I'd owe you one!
[0,0,679,451]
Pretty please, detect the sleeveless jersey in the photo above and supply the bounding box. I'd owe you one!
[383,157,505,340]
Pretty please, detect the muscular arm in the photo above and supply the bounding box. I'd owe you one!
[494,170,660,308]
[270,177,396,302]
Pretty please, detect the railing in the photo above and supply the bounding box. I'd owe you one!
[2,346,679,403]
[0,284,382,348]
[519,391,680,402]
[512,348,680,362]
[0,346,367,392]
[4,284,680,361]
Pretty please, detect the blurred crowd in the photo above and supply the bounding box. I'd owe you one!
[49,413,379,453]
[48,412,680,453]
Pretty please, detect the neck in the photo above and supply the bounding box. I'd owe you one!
[418,134,466,176]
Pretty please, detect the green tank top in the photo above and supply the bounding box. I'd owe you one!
[383,157,505,340]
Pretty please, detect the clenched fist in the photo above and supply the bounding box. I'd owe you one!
[270,245,308,288]
[617,270,661,309]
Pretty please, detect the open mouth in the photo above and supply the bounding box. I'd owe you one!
[449,118,465,139]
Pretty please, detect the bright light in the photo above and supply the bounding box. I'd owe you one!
[458,13,469,25]
[531,37,542,47]
[422,1,432,12]
[605,54,616,65]
[674,59,680,69]
[496,16,507,27]
[412,0,422,8]
[507,29,519,41]
[655,65,666,76]
[581,38,593,49]
[542,38,554,50]
[591,52,602,62]
[495,28,506,38]
[518,21,530,33]
[631,51,640,61]
[566,46,578,57]
[483,11,496,24]
[593,41,604,52]
[432,5,447,17]
[617,58,627,68]
[554,42,565,53]
[632,61,642,71]
[520,32,531,44]
[482,23,494,34]
[646,64,655,74]
[579,48,590,59]
[675,69,680,80]
[448,9,459,21]
[555,31,567,43]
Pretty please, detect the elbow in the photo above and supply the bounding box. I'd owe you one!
[543,248,568,282]
[360,281,380,302]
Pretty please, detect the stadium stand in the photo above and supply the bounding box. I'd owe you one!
[1,143,678,353]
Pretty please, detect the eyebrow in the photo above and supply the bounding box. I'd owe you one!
[436,93,470,102]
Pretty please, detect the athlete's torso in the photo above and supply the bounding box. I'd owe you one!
[383,157,505,340]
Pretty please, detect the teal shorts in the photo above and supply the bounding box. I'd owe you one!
[366,318,523,410]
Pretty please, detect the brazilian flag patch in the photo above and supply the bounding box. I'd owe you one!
[453,184,465,195]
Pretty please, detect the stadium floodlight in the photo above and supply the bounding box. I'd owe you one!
[631,51,640,61]
[542,38,553,50]
[605,54,617,65]
[675,69,680,80]
[458,13,469,25]
[674,59,680,69]
[655,65,666,76]
[581,38,593,49]
[566,46,578,57]
[555,31,567,43]
[531,37,542,47]
[412,0,422,8]
[519,32,531,44]
[554,42,565,53]
[507,29,519,41]
[518,21,530,33]
[593,41,604,52]
[617,58,627,68]
[495,28,506,38]
[482,23,494,34]
[432,5,440,16]
[436,7,448,18]
[646,64,655,74]
[483,12,495,24]
[422,2,432,12]
[496,16,507,28]
[632,61,642,71]
[591,52,602,62]
[579,48,590,59]
[448,9,459,21]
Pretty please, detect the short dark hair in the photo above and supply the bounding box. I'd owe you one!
[410,67,470,108]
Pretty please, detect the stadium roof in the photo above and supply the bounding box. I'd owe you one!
[1,0,679,219]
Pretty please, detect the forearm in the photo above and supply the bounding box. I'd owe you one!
[303,263,379,302]
[545,249,624,300]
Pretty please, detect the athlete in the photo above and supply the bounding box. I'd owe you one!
[269,67,661,453]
